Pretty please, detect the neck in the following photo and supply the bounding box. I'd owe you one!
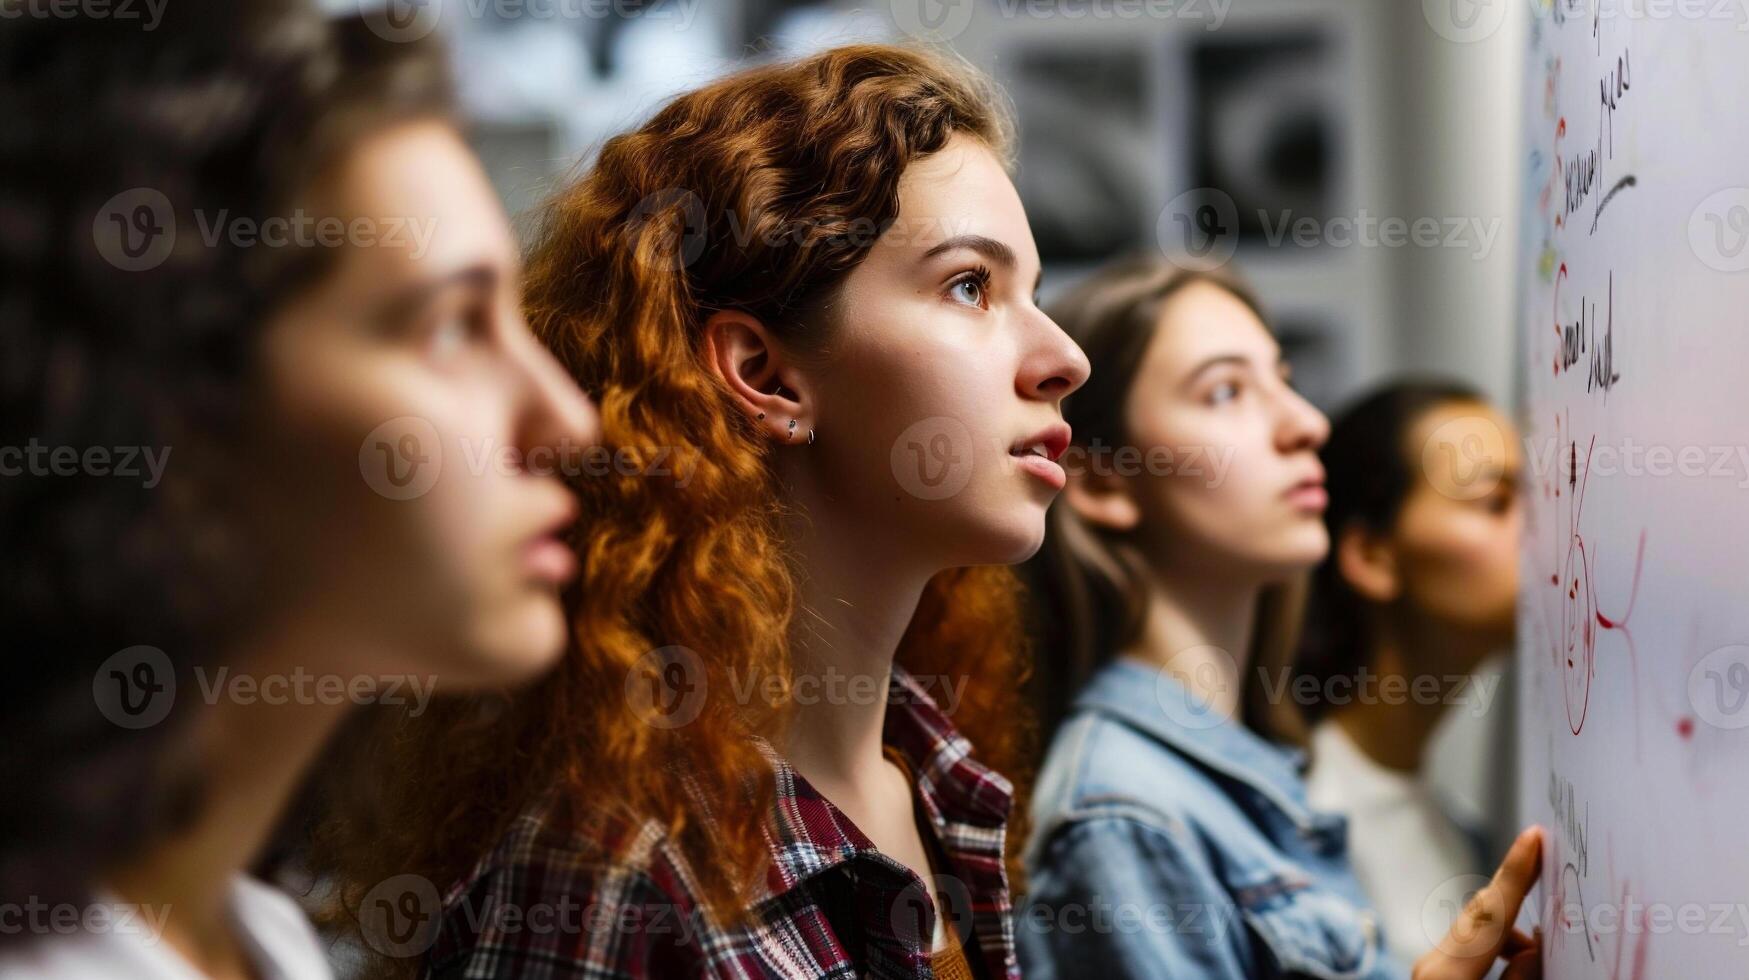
[1124,560,1262,725]
[1330,613,1480,773]
[772,496,934,791]
[107,629,353,979]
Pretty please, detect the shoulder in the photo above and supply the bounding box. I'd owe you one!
[428,801,713,979]
[1029,704,1238,842]
[0,881,332,980]
[229,876,332,979]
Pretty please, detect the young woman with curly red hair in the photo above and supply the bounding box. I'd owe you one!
[314,44,1088,979]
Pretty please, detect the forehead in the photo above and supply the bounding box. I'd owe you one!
[1141,281,1276,379]
[883,133,1032,261]
[313,120,515,276]
[1411,401,1523,485]
[1413,402,1511,462]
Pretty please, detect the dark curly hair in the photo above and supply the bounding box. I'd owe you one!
[0,0,451,938]
[1293,378,1483,725]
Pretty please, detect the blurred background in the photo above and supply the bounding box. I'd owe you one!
[346,0,1527,852]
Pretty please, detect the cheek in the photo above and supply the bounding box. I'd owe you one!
[298,370,522,622]
[1132,417,1267,528]
[826,324,1016,488]
[414,389,529,584]
[1404,514,1520,618]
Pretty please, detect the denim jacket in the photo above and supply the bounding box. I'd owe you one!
[1017,658,1405,980]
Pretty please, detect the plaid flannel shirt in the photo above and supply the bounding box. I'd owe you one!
[426,666,1019,979]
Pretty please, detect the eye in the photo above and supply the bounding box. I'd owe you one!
[945,265,993,310]
[1208,379,1242,405]
[424,303,488,362]
[428,314,468,360]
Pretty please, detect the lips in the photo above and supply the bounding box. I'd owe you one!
[1009,423,1071,464]
[525,534,578,583]
[1285,471,1328,511]
[523,496,581,584]
[1010,422,1071,491]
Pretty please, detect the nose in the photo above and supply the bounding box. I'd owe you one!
[1273,382,1329,455]
[1017,310,1092,402]
[513,323,600,459]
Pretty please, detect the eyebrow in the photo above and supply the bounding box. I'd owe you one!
[1181,352,1286,390]
[373,263,498,325]
[922,234,1015,268]
[920,234,1043,293]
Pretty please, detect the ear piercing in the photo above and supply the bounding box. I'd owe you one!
[775,417,814,444]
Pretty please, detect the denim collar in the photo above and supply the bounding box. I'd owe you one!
[1073,657,1328,833]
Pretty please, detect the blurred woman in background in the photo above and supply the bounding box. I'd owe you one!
[0,4,595,976]
[1298,381,1524,965]
[1016,256,1540,980]
[316,43,1088,979]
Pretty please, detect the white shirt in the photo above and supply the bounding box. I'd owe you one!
[1306,719,1483,965]
[0,876,332,980]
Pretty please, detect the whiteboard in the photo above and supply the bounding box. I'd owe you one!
[1515,2,1749,977]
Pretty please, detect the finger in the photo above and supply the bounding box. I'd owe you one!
[1491,826,1545,911]
[1436,827,1544,961]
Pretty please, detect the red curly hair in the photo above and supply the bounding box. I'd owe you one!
[313,42,1035,953]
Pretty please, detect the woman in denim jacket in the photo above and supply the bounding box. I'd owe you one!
[1015,256,1542,980]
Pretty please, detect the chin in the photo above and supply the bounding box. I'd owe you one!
[1287,523,1331,566]
[463,601,570,687]
[935,506,1048,567]
[1246,539,1329,580]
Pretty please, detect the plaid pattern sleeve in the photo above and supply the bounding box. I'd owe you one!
[424,666,1020,980]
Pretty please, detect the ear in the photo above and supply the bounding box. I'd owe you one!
[702,309,812,444]
[1062,460,1141,532]
[1336,521,1400,603]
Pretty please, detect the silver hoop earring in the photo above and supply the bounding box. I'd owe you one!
[807,428,816,445]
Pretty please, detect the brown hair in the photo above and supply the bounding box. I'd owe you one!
[1021,254,1308,743]
[312,43,1037,952]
